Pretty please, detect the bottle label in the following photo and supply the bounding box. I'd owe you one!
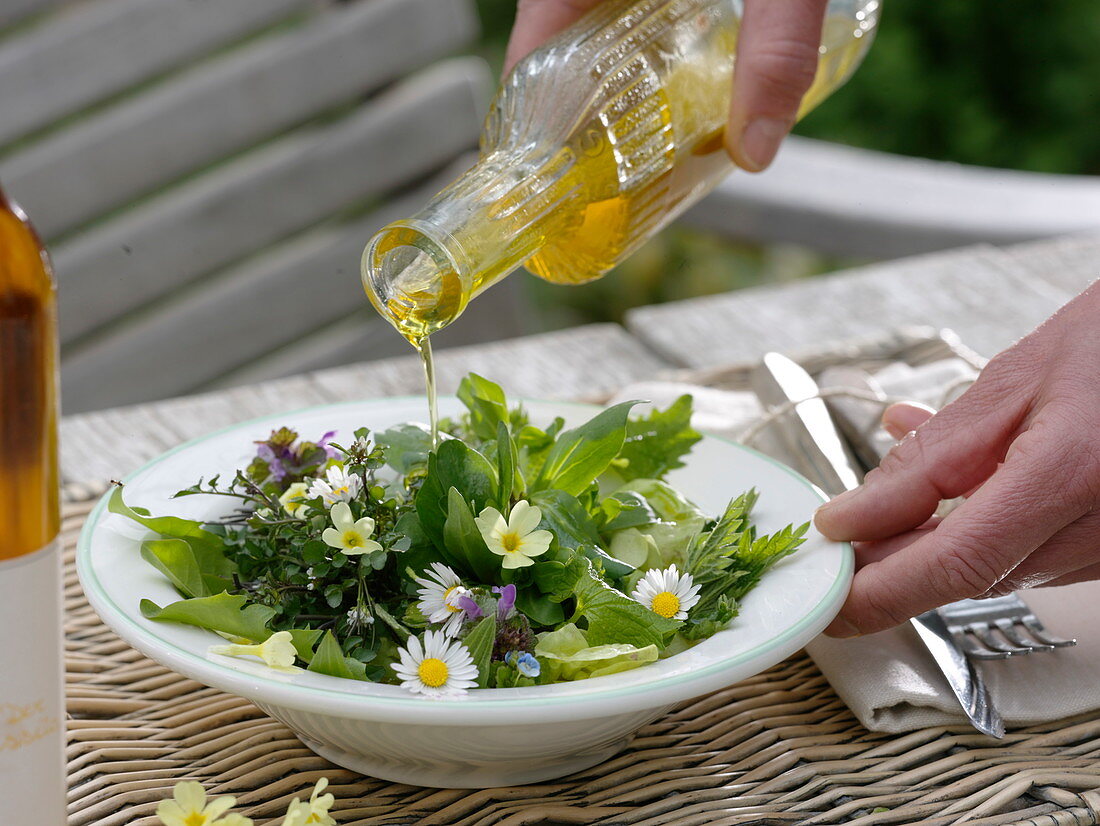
[0,541,66,825]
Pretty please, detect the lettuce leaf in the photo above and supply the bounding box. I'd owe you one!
[535,623,658,681]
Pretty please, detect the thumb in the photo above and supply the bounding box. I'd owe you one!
[725,0,829,172]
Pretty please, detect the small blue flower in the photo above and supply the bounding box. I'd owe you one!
[505,651,540,678]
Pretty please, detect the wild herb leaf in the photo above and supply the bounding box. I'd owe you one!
[110,486,236,578]
[599,490,658,533]
[376,423,436,474]
[443,486,501,583]
[614,395,701,482]
[532,401,639,496]
[308,631,368,680]
[457,373,510,442]
[572,564,680,649]
[494,421,518,508]
[140,592,274,642]
[140,538,231,599]
[529,488,601,550]
[462,614,497,688]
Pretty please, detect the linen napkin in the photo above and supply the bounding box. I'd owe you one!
[607,363,1100,733]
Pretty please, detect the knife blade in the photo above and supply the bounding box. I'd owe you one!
[751,352,1005,738]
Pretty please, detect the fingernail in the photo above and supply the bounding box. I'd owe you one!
[824,615,860,638]
[737,117,790,171]
[816,485,863,515]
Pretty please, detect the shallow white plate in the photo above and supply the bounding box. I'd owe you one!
[77,396,851,787]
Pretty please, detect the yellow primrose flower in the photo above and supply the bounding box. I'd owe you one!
[281,778,337,826]
[474,500,553,569]
[278,482,311,519]
[156,780,252,826]
[321,502,383,556]
[209,630,299,672]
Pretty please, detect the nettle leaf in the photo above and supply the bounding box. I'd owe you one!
[457,373,510,442]
[140,592,274,642]
[308,631,368,681]
[614,395,702,482]
[376,423,436,474]
[529,489,601,550]
[443,487,501,584]
[572,564,680,650]
[110,486,236,578]
[533,401,640,496]
[679,595,740,641]
[462,614,497,688]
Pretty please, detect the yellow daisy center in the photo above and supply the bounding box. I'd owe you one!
[444,585,463,613]
[501,533,522,553]
[651,591,681,618]
[418,657,449,688]
[183,814,207,826]
[343,531,363,547]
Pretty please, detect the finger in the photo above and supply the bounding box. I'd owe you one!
[1037,560,1100,590]
[815,361,1031,543]
[881,402,936,440]
[852,521,941,569]
[980,511,1100,595]
[726,0,829,171]
[826,429,1088,636]
[504,0,605,74]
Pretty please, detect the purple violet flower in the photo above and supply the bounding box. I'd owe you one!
[457,595,483,620]
[318,430,338,460]
[255,443,287,482]
[492,584,517,620]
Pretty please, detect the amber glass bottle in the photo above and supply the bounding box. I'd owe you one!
[0,183,65,823]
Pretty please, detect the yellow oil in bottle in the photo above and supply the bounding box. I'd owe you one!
[364,1,879,437]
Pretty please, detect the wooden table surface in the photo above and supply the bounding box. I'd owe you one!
[60,232,1099,486]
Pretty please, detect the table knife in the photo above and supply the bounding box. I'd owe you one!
[751,352,1005,738]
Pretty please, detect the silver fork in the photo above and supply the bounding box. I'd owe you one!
[936,594,1077,660]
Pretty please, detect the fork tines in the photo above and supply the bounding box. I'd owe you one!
[938,595,1077,661]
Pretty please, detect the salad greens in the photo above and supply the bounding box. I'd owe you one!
[112,373,807,697]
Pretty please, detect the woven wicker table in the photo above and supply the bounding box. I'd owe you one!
[61,234,1100,825]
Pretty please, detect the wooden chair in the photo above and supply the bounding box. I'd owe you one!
[0,0,525,413]
[683,136,1100,259]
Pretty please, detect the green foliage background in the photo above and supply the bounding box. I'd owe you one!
[473,0,1100,328]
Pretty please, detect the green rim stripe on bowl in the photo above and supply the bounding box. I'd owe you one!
[77,396,852,711]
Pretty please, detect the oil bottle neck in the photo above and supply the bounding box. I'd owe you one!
[362,147,581,341]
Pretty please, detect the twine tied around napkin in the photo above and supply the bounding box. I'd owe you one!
[608,359,1100,734]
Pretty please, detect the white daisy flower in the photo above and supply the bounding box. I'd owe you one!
[393,630,479,698]
[631,564,701,620]
[308,465,362,507]
[278,481,311,518]
[321,502,382,556]
[414,562,471,637]
[474,500,553,569]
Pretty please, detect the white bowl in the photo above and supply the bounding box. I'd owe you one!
[77,397,851,788]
